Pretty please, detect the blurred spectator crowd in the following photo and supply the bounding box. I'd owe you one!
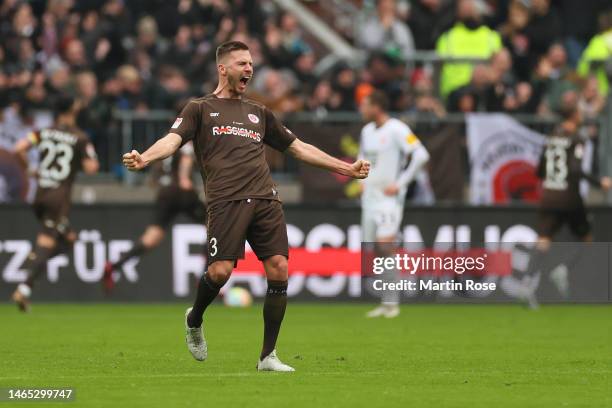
[352,0,612,119]
[1,0,612,164]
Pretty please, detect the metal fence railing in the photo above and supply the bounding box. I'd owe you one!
[109,109,608,190]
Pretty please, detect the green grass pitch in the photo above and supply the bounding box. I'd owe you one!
[1,303,611,407]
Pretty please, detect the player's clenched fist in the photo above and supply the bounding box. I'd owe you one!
[123,150,146,171]
[350,159,370,179]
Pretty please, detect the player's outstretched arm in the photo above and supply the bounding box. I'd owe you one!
[286,138,370,179]
[82,157,100,174]
[13,136,34,167]
[123,133,182,171]
[396,145,430,187]
[178,148,194,190]
[81,142,100,175]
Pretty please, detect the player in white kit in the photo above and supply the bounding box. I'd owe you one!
[358,91,430,318]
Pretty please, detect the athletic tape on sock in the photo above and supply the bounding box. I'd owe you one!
[266,280,288,295]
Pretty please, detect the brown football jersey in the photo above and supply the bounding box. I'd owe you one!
[168,95,296,205]
[538,129,600,209]
[30,125,96,206]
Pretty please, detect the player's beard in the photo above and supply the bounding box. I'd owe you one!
[228,73,248,95]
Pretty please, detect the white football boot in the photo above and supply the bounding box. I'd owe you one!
[383,304,400,318]
[184,307,207,361]
[523,273,541,310]
[549,264,570,298]
[12,283,31,313]
[366,304,400,318]
[366,305,387,318]
[257,350,295,372]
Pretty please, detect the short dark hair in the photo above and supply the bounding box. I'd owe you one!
[559,104,578,121]
[367,90,389,111]
[558,89,579,120]
[216,41,249,63]
[54,94,76,115]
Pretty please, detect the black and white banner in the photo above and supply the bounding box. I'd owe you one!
[467,113,546,205]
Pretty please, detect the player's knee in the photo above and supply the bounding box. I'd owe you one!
[37,233,56,249]
[265,255,288,279]
[66,231,77,244]
[142,226,164,248]
[269,255,288,271]
[142,235,163,249]
[536,237,551,252]
[207,261,233,284]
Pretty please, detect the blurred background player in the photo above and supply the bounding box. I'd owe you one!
[359,91,430,318]
[11,95,99,311]
[522,96,612,308]
[102,141,205,292]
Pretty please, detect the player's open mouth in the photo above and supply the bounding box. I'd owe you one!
[239,76,251,86]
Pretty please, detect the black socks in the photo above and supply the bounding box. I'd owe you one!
[260,280,288,360]
[25,246,54,287]
[187,273,224,328]
[113,242,147,270]
[186,275,289,361]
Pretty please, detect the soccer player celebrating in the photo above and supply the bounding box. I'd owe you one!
[11,96,99,312]
[358,91,430,318]
[102,142,205,292]
[122,41,370,372]
[524,99,611,307]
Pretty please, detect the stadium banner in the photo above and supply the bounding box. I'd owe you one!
[467,113,545,205]
[422,124,465,201]
[292,122,363,202]
[291,122,462,203]
[0,204,611,303]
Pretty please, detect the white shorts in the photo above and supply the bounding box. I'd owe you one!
[361,204,403,242]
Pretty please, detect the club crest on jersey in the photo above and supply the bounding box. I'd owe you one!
[171,118,183,129]
[248,114,259,124]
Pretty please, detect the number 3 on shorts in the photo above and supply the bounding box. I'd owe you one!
[209,237,218,257]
